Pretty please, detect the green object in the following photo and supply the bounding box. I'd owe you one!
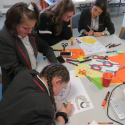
[77,57,85,62]
[65,98,68,104]
[88,77,104,89]
[117,51,124,54]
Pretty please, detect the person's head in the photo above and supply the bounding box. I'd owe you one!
[39,64,70,112]
[42,0,74,35]
[5,2,40,38]
[91,0,108,19]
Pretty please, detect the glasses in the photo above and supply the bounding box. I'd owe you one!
[65,14,72,19]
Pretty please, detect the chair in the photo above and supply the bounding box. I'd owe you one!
[0,73,2,100]
[71,13,81,29]
[119,27,125,40]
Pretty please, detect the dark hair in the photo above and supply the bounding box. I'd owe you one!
[39,64,70,112]
[92,0,109,20]
[42,0,74,35]
[4,2,40,38]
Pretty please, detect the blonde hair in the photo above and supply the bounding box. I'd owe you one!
[42,0,74,35]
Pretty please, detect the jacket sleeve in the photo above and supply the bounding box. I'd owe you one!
[37,14,63,46]
[35,34,58,63]
[0,38,28,76]
[104,15,115,35]
[61,20,72,40]
[78,9,86,33]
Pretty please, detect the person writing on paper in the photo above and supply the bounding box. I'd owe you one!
[0,2,58,95]
[36,0,74,46]
[78,0,115,37]
[0,64,73,125]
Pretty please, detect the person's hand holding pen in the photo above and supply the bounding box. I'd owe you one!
[60,102,73,116]
[86,25,94,36]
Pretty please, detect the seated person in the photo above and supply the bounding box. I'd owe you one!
[36,0,74,46]
[0,2,58,95]
[0,64,73,125]
[78,0,115,37]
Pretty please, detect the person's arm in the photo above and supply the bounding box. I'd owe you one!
[61,20,72,40]
[104,15,115,35]
[37,14,63,46]
[35,34,58,63]
[0,39,28,76]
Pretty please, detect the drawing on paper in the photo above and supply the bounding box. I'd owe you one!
[76,36,107,55]
[80,37,97,44]
[56,82,71,101]
[75,95,90,110]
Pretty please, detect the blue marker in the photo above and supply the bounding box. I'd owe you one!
[106,50,117,53]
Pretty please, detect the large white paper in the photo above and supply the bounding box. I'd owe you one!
[55,70,94,115]
[76,36,107,55]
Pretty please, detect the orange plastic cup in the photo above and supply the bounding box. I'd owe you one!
[102,71,114,87]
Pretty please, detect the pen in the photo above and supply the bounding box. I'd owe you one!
[66,59,79,62]
[112,43,121,47]
[106,50,117,53]
[109,43,116,48]
[119,66,125,70]
[102,91,110,106]
[76,39,81,44]
[79,59,92,63]
[65,98,68,104]
[88,122,113,124]
[105,43,112,47]
[66,61,78,66]
[87,25,94,32]
[53,49,61,51]
[85,75,91,82]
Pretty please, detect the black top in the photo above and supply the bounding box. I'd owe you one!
[36,13,72,46]
[78,9,115,35]
[0,69,54,125]
[0,27,58,94]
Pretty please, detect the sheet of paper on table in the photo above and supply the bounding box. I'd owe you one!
[76,36,107,55]
[55,70,94,115]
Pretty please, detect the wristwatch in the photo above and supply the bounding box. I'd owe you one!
[56,112,68,123]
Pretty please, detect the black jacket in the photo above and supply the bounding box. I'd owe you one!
[78,9,115,35]
[36,13,72,46]
[0,69,54,125]
[0,27,58,94]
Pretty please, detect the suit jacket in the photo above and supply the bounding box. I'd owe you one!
[36,13,72,46]
[0,27,58,94]
[78,9,115,35]
[0,69,54,125]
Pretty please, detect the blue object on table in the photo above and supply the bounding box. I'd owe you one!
[0,84,2,100]
[43,56,46,60]
[122,30,125,40]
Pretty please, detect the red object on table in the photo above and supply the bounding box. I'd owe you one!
[102,71,114,87]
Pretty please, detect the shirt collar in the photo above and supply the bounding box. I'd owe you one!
[37,75,50,96]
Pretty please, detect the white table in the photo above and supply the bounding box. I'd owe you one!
[36,34,125,125]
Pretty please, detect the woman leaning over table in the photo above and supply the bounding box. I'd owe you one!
[0,2,58,95]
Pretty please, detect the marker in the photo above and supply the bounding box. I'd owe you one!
[65,98,68,104]
[109,43,116,48]
[102,91,110,106]
[66,61,78,66]
[53,49,61,51]
[88,122,113,124]
[106,50,117,53]
[103,96,110,109]
[66,59,79,62]
[79,59,92,63]
[105,43,112,47]
[76,39,81,44]
[112,43,121,47]
[87,25,94,32]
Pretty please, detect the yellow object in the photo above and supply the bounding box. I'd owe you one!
[71,37,74,41]
[80,37,97,44]
[75,64,102,78]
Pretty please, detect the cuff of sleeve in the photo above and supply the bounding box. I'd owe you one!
[55,120,63,125]
[104,31,110,35]
[80,29,86,34]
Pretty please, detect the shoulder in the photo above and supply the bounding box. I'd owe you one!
[81,8,91,16]
[0,27,15,46]
[40,13,51,22]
